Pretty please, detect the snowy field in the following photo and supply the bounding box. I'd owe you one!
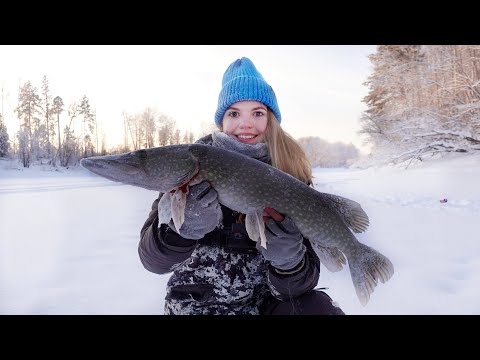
[1,153,479,315]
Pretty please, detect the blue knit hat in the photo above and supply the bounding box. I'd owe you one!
[214,57,281,126]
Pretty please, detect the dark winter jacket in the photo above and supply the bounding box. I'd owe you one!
[137,135,321,315]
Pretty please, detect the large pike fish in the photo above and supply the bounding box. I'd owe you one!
[80,143,394,306]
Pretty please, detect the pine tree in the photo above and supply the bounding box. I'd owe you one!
[15,81,42,166]
[0,120,10,157]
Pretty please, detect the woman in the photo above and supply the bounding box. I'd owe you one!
[138,57,345,315]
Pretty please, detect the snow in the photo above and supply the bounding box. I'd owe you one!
[1,153,479,315]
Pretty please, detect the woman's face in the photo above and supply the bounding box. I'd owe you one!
[222,100,268,145]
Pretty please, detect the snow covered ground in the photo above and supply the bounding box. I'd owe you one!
[1,153,479,314]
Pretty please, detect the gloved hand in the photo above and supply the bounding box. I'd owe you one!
[168,180,222,240]
[258,208,306,272]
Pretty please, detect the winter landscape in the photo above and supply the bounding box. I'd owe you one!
[1,151,479,315]
[1,45,479,315]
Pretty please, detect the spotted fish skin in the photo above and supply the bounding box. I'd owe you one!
[80,144,394,306]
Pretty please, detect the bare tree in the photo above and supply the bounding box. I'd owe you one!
[182,129,197,144]
[141,107,157,148]
[41,75,53,157]
[298,136,359,168]
[173,129,181,144]
[360,45,480,166]
[79,95,95,157]
[182,130,189,144]
[60,102,81,167]
[157,113,176,146]
[61,124,79,167]
[125,112,143,150]
[94,109,98,155]
[122,111,130,152]
[100,133,107,156]
[17,128,30,167]
[51,96,64,162]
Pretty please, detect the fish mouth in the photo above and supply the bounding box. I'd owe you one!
[81,158,142,175]
[80,158,106,175]
[80,158,94,169]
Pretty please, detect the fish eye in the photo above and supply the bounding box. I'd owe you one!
[131,149,147,160]
[137,149,147,159]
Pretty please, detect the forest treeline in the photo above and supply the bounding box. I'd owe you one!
[2,45,478,169]
[359,45,480,165]
[0,75,204,167]
[0,74,358,168]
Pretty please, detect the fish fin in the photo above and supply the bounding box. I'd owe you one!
[171,188,187,231]
[320,192,370,233]
[188,177,204,187]
[158,192,173,225]
[254,210,268,249]
[309,242,346,272]
[348,243,395,306]
[245,213,260,243]
[245,210,268,249]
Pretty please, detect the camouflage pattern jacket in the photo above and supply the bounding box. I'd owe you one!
[138,198,321,315]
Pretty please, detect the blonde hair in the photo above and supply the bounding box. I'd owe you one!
[264,112,313,186]
[218,110,313,186]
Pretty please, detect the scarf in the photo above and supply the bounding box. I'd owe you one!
[196,131,270,164]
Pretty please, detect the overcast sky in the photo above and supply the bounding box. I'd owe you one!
[0,45,376,152]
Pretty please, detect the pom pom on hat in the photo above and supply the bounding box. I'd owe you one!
[214,57,281,126]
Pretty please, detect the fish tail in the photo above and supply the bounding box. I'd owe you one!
[348,243,394,306]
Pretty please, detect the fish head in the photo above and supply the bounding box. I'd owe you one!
[80,145,199,192]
